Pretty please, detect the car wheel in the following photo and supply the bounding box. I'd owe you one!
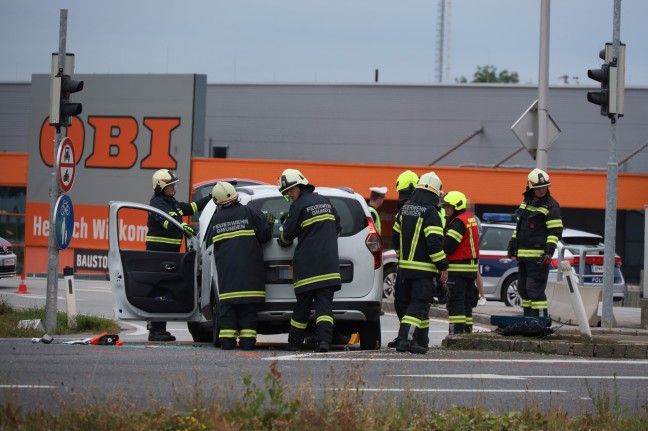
[187,322,212,343]
[383,265,397,301]
[358,319,381,350]
[502,275,522,307]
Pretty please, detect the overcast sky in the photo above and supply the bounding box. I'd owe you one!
[2,0,647,86]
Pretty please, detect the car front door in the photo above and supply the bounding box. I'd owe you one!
[108,201,201,322]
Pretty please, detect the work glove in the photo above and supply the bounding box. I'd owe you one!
[277,238,292,248]
[541,253,552,267]
[181,222,195,237]
[265,212,275,225]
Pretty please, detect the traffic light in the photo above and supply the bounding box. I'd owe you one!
[587,48,616,118]
[49,53,83,127]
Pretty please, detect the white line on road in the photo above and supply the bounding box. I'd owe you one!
[324,388,566,393]
[387,374,648,380]
[0,385,57,389]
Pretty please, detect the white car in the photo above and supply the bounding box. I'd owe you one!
[382,222,627,307]
[108,184,384,349]
[0,236,17,279]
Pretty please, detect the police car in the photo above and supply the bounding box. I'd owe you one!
[382,214,627,307]
[108,184,384,349]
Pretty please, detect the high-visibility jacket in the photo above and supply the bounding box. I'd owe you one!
[368,204,381,234]
[279,188,342,293]
[443,210,479,275]
[509,190,563,262]
[145,193,210,252]
[392,189,448,278]
[210,202,272,303]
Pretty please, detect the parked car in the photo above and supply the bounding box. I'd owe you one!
[382,220,627,307]
[0,236,17,279]
[108,183,384,349]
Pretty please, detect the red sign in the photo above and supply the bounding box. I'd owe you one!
[57,137,76,193]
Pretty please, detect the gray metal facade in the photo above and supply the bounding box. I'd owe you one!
[1,82,647,173]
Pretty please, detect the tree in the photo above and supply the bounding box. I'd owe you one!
[456,65,519,84]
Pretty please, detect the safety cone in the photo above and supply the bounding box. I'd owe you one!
[15,273,31,294]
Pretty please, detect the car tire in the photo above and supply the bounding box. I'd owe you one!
[383,265,397,301]
[502,274,522,307]
[358,319,381,350]
[187,322,212,343]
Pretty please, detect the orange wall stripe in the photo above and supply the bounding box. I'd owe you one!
[2,152,29,187]
[191,158,648,210]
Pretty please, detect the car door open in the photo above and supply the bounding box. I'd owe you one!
[108,201,201,322]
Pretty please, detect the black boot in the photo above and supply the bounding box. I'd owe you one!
[387,338,400,348]
[408,340,428,354]
[148,331,176,342]
[317,341,330,352]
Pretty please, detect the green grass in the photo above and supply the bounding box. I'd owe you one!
[0,297,120,337]
[1,362,646,430]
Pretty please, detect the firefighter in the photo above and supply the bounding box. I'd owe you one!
[391,172,448,354]
[386,170,420,348]
[441,191,480,334]
[507,168,563,317]
[145,169,211,342]
[368,186,387,234]
[209,182,273,350]
[277,169,342,353]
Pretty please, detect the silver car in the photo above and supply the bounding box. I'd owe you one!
[108,184,384,349]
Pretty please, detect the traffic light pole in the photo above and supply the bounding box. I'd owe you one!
[44,10,67,333]
[601,0,622,329]
[535,0,550,171]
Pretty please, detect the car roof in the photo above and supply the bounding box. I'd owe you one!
[237,185,361,201]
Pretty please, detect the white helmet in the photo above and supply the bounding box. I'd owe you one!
[528,168,551,189]
[278,168,309,194]
[416,171,442,195]
[212,182,239,205]
[152,169,179,193]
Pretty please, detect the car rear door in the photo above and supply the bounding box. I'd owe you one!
[479,225,517,296]
[108,201,201,322]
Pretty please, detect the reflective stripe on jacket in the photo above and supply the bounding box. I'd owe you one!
[510,190,563,262]
[443,210,479,275]
[145,193,210,252]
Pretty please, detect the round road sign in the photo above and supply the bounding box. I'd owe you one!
[54,194,74,250]
[57,137,76,193]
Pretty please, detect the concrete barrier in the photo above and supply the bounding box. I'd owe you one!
[546,281,602,327]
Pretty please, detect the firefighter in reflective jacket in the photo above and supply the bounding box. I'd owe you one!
[277,169,342,353]
[507,168,563,317]
[391,172,448,354]
[145,169,211,342]
[441,191,480,334]
[209,182,273,350]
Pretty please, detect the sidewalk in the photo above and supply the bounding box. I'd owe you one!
[383,300,648,358]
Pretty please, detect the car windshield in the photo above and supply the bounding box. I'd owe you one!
[247,195,367,238]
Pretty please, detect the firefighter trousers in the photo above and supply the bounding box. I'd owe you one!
[446,274,477,334]
[517,261,550,317]
[218,302,260,349]
[288,286,336,347]
[396,277,435,346]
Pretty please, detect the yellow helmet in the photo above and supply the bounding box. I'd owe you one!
[152,169,179,193]
[528,168,551,189]
[441,191,467,211]
[278,168,309,194]
[396,170,419,192]
[416,171,442,195]
[212,182,239,205]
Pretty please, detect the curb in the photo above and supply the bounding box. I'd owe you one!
[382,300,648,359]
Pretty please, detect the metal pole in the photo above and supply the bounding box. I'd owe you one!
[601,0,622,329]
[45,9,67,332]
[536,0,550,170]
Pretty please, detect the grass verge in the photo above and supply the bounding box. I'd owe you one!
[0,297,120,337]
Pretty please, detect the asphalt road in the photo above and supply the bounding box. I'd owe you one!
[1,276,648,415]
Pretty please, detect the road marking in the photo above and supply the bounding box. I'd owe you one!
[387,374,648,380]
[0,385,57,389]
[269,355,648,365]
[120,322,148,336]
[323,388,566,393]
